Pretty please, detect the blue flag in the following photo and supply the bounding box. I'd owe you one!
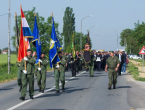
[56,37,62,50]
[49,17,60,68]
[32,16,41,64]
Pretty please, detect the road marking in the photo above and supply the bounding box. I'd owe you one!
[7,71,86,110]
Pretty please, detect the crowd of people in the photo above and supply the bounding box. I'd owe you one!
[63,50,127,74]
[17,49,128,101]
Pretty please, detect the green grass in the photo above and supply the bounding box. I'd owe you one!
[127,62,145,81]
[0,54,52,83]
[0,54,17,64]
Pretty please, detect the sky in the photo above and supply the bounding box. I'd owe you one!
[1,0,145,51]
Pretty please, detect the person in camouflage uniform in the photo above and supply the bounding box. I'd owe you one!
[54,51,66,93]
[19,49,36,101]
[89,52,96,77]
[105,51,120,90]
[35,52,48,93]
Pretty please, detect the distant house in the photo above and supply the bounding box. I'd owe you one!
[1,49,8,54]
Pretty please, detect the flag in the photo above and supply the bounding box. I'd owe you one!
[71,32,75,58]
[21,6,33,56]
[56,37,62,51]
[32,15,41,64]
[17,6,34,62]
[83,31,91,63]
[49,15,60,68]
[15,13,19,57]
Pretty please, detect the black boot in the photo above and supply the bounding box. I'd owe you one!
[56,90,59,93]
[113,84,116,89]
[108,85,111,90]
[19,97,25,101]
[39,88,41,92]
[41,90,44,93]
[62,88,65,92]
[30,96,34,99]
[19,86,22,92]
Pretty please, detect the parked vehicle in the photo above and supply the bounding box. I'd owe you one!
[132,55,142,59]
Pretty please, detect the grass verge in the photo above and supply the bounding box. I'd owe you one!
[0,63,53,83]
[127,62,145,81]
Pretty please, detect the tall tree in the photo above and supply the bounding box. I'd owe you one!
[63,7,75,51]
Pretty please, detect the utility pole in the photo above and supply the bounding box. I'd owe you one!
[113,30,118,51]
[8,0,11,74]
[80,20,82,51]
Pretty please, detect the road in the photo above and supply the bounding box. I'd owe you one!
[0,70,145,110]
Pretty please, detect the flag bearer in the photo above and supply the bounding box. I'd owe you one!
[19,49,36,101]
[35,52,48,93]
[54,51,66,93]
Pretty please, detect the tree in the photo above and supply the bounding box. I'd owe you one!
[120,20,145,54]
[11,7,62,56]
[63,7,75,50]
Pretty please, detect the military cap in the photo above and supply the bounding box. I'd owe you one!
[109,51,114,53]
[41,51,45,54]
[58,51,62,54]
[27,49,32,52]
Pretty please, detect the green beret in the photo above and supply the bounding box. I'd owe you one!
[27,49,32,52]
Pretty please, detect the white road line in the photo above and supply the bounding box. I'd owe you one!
[7,71,86,110]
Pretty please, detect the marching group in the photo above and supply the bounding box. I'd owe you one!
[17,49,127,101]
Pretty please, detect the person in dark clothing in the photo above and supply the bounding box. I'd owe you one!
[115,51,119,58]
[102,53,107,70]
[96,51,102,71]
[69,55,76,77]
[118,50,124,76]
[121,52,126,74]
[106,52,110,59]
[75,51,81,73]
[94,51,97,70]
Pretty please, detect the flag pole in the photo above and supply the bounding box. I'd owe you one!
[34,13,40,68]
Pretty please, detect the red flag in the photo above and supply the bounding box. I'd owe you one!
[17,5,33,62]
[17,20,25,62]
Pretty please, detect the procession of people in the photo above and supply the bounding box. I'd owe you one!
[16,6,128,101]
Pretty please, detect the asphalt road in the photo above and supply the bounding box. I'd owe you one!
[0,70,145,110]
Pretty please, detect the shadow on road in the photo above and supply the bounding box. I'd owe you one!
[15,109,66,110]
[117,86,132,89]
[35,87,88,99]
[0,88,13,91]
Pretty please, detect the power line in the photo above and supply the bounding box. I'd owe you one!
[10,14,14,18]
[0,13,8,16]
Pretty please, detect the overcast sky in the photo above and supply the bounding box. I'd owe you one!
[1,0,145,51]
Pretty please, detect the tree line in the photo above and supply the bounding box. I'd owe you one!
[120,20,145,54]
